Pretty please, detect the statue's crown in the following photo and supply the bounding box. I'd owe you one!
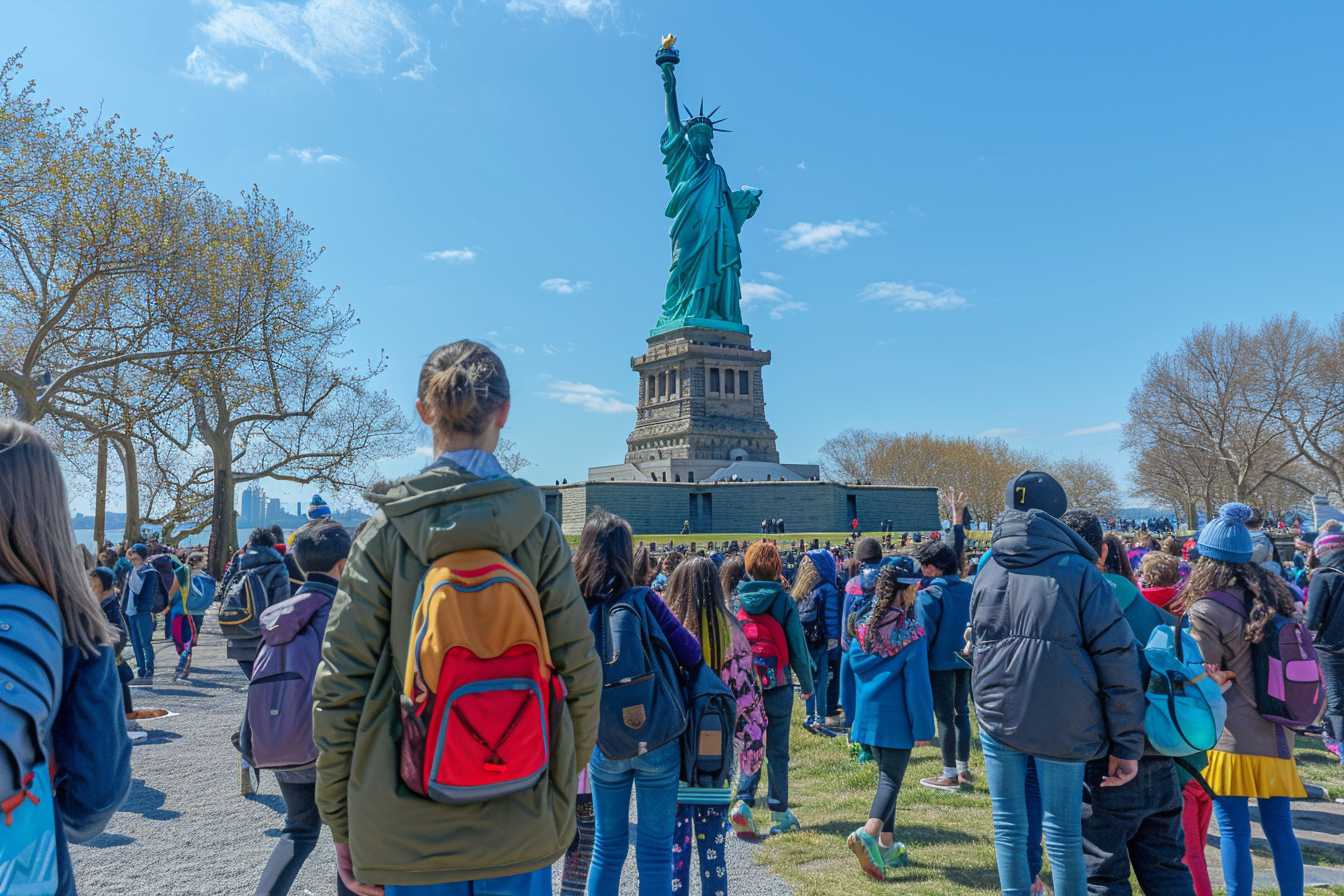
[684,99,730,133]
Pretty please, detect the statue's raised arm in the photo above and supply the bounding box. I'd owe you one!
[659,34,681,135]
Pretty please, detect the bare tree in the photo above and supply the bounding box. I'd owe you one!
[1053,456,1122,516]
[1277,314,1344,502]
[496,438,530,475]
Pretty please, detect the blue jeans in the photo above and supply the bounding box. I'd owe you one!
[127,610,155,675]
[588,741,680,896]
[385,869,550,896]
[1025,758,1043,881]
[1081,756,1193,895]
[1212,796,1303,896]
[804,644,831,724]
[980,730,1087,896]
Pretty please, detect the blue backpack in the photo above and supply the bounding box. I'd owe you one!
[679,661,737,797]
[1143,618,1228,757]
[590,587,687,760]
[0,584,64,896]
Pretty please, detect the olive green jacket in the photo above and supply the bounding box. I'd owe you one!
[312,465,600,885]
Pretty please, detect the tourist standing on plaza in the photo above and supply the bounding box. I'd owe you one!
[1306,521,1344,758]
[791,548,841,736]
[249,520,354,896]
[577,510,701,895]
[225,527,292,680]
[912,538,974,792]
[731,540,813,838]
[970,471,1144,896]
[0,419,130,896]
[313,340,600,896]
[845,563,934,879]
[1183,504,1307,896]
[664,556,766,895]
[120,542,161,679]
[1062,510,1194,896]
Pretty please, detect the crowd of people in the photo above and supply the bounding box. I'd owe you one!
[3,338,1343,896]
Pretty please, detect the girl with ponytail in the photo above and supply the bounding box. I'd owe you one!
[663,556,765,894]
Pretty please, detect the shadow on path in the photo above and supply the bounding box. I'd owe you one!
[120,778,181,821]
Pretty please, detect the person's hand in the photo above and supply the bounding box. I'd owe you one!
[1203,663,1236,691]
[335,842,384,896]
[943,487,967,525]
[1100,756,1138,788]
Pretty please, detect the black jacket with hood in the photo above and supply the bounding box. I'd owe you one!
[1307,549,1344,655]
[970,509,1144,762]
[225,545,293,663]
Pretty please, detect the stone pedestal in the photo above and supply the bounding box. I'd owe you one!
[618,326,780,482]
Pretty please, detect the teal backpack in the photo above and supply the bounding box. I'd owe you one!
[0,583,64,896]
[1143,617,1227,757]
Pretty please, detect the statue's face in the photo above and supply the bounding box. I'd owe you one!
[687,125,713,158]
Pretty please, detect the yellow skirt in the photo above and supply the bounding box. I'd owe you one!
[1205,749,1306,799]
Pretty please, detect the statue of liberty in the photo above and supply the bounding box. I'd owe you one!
[652,36,761,335]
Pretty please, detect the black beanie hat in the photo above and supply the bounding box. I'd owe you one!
[856,537,883,563]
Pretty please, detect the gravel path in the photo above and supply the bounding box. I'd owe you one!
[71,619,791,895]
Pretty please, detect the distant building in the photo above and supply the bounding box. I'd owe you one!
[240,484,266,527]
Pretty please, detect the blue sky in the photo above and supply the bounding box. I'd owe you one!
[15,1,1344,510]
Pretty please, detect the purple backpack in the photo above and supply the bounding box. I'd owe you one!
[246,584,333,768]
[1205,590,1325,730]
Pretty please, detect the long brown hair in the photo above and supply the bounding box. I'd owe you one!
[1174,556,1297,644]
[1102,533,1135,583]
[0,419,114,655]
[663,556,735,671]
[790,555,820,601]
[718,554,745,607]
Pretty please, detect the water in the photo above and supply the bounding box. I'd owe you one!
[74,527,251,549]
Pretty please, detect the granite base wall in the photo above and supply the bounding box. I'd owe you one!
[540,480,939,537]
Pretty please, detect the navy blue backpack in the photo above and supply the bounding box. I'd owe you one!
[590,587,687,760]
[679,661,736,796]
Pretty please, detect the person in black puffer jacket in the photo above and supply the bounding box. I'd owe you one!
[1306,523,1344,749]
[970,471,1143,896]
[224,527,293,676]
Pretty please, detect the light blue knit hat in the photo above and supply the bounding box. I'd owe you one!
[1197,502,1254,564]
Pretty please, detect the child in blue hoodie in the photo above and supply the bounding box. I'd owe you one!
[731,541,813,838]
[791,548,841,735]
[913,539,974,791]
[846,563,935,880]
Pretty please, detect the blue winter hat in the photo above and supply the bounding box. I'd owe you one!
[307,494,332,520]
[130,543,149,558]
[1197,502,1255,564]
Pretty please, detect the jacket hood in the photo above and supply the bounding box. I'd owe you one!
[737,578,786,614]
[845,562,882,597]
[240,545,285,572]
[991,509,1098,570]
[806,549,837,587]
[259,582,334,646]
[1141,585,1180,609]
[367,466,544,566]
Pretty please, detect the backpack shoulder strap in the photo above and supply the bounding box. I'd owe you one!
[1201,590,1248,619]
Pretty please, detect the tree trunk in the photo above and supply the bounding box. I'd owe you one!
[113,436,141,544]
[93,437,108,549]
[208,441,236,579]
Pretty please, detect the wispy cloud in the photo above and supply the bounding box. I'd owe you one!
[540,277,590,295]
[543,380,633,414]
[741,280,807,320]
[486,331,526,355]
[542,342,576,356]
[503,0,618,27]
[268,146,344,164]
[796,161,807,171]
[424,247,477,263]
[758,271,784,283]
[184,45,249,89]
[1066,421,1123,437]
[777,219,881,253]
[860,281,969,312]
[193,0,434,83]
[979,427,1023,438]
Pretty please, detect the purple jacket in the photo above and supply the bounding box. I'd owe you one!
[643,590,703,669]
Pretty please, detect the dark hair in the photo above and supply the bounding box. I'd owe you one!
[632,544,657,587]
[1102,533,1135,582]
[718,554,745,608]
[187,552,206,567]
[663,557,735,671]
[913,540,958,575]
[270,524,285,544]
[1062,510,1104,555]
[91,566,115,591]
[248,527,276,549]
[1246,507,1264,528]
[574,510,634,605]
[292,521,352,575]
[862,564,916,652]
[418,340,511,440]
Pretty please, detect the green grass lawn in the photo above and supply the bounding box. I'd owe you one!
[561,530,995,549]
[744,717,1344,895]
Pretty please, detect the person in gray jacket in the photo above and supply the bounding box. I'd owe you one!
[970,471,1144,896]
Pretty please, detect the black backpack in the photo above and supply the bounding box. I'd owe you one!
[679,661,737,791]
[218,571,263,641]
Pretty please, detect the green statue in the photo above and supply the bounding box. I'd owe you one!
[652,35,760,336]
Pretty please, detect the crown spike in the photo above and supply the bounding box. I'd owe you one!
[683,103,693,120]
[708,106,721,119]
[700,98,706,116]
